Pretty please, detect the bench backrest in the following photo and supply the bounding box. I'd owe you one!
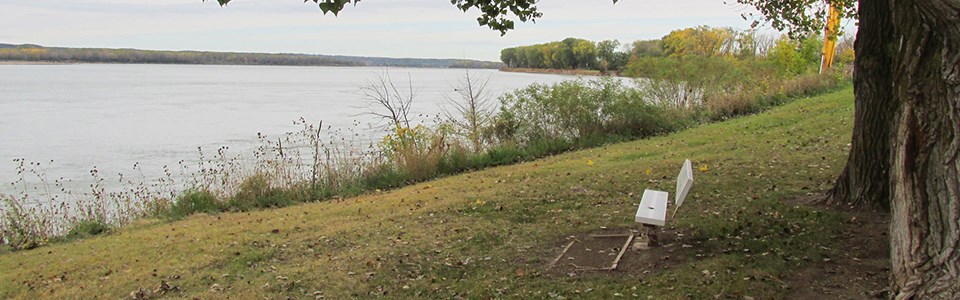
[675,159,694,208]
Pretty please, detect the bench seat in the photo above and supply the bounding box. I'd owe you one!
[635,189,668,226]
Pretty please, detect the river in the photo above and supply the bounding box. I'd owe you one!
[0,64,574,207]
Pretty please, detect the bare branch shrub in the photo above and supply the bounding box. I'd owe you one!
[443,70,495,153]
[359,70,418,130]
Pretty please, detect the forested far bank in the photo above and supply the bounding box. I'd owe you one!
[499,26,855,115]
[499,26,855,76]
[0,44,502,69]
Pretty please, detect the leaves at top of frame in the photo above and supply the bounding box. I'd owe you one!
[210,0,855,38]
[730,0,857,39]
[210,0,361,17]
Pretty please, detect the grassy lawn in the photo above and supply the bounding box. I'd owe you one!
[0,87,865,299]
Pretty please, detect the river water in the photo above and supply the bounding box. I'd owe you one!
[0,64,573,205]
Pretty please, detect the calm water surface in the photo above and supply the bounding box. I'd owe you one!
[0,64,573,201]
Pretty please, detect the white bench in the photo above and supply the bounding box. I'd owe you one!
[634,159,694,247]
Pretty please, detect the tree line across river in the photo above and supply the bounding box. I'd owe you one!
[0,43,502,69]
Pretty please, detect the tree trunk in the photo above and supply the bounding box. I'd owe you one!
[836,0,960,297]
[827,0,897,209]
[887,0,960,297]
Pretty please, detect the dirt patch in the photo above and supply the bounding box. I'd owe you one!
[544,228,700,277]
[539,195,890,299]
[784,195,890,299]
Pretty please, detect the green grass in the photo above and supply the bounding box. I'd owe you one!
[0,88,856,299]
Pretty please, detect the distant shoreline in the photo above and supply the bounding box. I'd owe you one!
[0,60,508,70]
[0,60,73,65]
[499,67,618,77]
[0,43,502,69]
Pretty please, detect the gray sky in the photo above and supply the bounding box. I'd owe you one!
[1,0,766,61]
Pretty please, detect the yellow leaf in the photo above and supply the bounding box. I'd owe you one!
[587,160,594,166]
[699,164,710,172]
[644,168,652,175]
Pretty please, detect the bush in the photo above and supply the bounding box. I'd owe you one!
[705,73,843,121]
[1,196,46,250]
[781,73,840,99]
[227,173,292,211]
[604,91,688,137]
[479,144,526,166]
[379,125,447,182]
[494,78,691,149]
[438,143,474,174]
[525,137,574,158]
[704,91,763,120]
[362,162,407,190]
[168,189,220,219]
[63,218,110,240]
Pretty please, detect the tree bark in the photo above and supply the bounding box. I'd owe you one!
[887,0,960,298]
[827,0,897,209]
[834,0,960,297]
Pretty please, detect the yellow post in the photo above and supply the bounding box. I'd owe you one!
[820,3,841,74]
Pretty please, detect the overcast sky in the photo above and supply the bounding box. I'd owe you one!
[1,0,776,61]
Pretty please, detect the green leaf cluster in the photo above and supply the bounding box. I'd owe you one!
[733,0,856,39]
[214,0,357,16]
[210,0,855,39]
[210,0,544,35]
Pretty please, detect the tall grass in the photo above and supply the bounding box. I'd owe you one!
[0,69,847,251]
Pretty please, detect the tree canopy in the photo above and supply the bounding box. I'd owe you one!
[734,0,856,38]
[211,0,543,35]
[211,0,855,38]
[500,38,612,69]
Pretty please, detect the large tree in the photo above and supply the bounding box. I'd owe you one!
[739,1,959,298]
[212,0,960,298]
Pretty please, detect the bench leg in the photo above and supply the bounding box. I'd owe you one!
[633,224,660,250]
[643,225,660,248]
[644,224,659,247]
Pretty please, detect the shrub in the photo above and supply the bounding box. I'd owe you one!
[704,91,762,120]
[362,162,407,190]
[494,78,691,149]
[781,73,840,99]
[63,218,110,240]
[168,189,220,219]
[483,109,520,145]
[479,144,526,166]
[705,73,844,121]
[1,196,46,250]
[227,173,292,211]
[604,91,688,137]
[379,125,447,182]
[438,143,474,174]
[525,136,573,158]
[141,197,173,219]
